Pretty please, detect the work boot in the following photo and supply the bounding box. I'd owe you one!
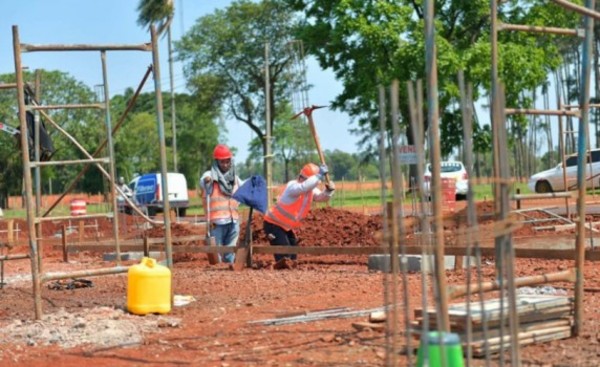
[274,257,295,270]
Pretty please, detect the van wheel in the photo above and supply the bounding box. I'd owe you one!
[147,207,156,217]
[176,208,187,217]
[535,181,553,193]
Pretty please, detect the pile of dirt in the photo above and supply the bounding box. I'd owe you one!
[243,207,383,247]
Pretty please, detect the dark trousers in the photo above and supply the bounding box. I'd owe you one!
[263,221,297,261]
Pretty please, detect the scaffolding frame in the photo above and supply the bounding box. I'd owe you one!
[11,25,173,319]
[489,2,597,362]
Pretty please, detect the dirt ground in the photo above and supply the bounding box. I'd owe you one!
[1,198,600,366]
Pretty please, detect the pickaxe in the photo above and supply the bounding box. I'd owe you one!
[292,105,331,187]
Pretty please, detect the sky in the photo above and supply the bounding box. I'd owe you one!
[0,0,360,162]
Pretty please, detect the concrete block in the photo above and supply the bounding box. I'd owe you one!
[103,251,163,262]
[368,254,475,273]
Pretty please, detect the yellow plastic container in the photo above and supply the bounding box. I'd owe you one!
[127,257,172,315]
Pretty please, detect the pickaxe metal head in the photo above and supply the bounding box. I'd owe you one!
[291,104,328,120]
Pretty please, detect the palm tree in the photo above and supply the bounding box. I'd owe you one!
[136,0,178,171]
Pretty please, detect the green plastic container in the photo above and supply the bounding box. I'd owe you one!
[416,331,464,367]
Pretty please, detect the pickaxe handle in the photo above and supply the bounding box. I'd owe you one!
[306,112,331,187]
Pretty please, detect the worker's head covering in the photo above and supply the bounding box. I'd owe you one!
[299,163,319,179]
[213,144,232,160]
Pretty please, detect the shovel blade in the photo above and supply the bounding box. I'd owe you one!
[205,236,219,265]
[232,247,248,271]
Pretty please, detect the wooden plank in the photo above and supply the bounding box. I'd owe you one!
[413,307,573,331]
[471,328,572,356]
[412,318,573,342]
[415,295,573,323]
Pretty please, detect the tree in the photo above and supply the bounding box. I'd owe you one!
[136,0,178,169]
[0,70,101,200]
[176,0,303,178]
[136,0,173,34]
[110,90,220,189]
[285,0,580,175]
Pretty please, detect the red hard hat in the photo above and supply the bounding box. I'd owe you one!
[213,144,232,160]
[300,163,319,178]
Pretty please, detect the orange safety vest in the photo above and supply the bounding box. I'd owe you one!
[264,183,314,231]
[204,181,239,222]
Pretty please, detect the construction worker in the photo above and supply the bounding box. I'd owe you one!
[263,163,335,267]
[117,176,132,197]
[116,176,133,213]
[200,144,243,264]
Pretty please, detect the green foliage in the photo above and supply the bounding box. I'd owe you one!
[136,0,174,29]
[175,0,303,177]
[285,0,580,162]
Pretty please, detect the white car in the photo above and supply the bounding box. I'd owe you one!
[423,161,469,199]
[528,149,600,193]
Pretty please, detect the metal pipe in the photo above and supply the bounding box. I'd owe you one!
[13,25,42,319]
[100,50,122,266]
[505,108,579,117]
[41,266,129,282]
[34,70,42,274]
[42,66,153,218]
[168,27,177,172]
[265,42,273,207]
[448,269,577,299]
[150,25,173,269]
[21,43,152,52]
[498,22,582,37]
[35,213,113,223]
[27,103,104,110]
[551,0,600,20]
[0,254,30,261]
[29,158,110,167]
[0,83,17,89]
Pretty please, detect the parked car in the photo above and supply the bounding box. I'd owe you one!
[423,161,469,200]
[124,172,189,217]
[528,149,600,193]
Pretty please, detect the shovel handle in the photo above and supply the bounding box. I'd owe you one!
[307,113,331,187]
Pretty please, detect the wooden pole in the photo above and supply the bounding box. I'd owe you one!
[61,225,68,263]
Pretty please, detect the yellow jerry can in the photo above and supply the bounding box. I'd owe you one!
[127,257,172,315]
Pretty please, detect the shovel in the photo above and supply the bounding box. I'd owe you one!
[232,207,253,271]
[205,188,219,265]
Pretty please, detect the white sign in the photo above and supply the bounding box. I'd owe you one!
[398,145,418,165]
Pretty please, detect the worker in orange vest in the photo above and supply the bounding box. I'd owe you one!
[263,163,335,267]
[200,144,243,264]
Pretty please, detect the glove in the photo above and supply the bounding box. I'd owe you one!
[318,164,329,177]
[325,181,336,193]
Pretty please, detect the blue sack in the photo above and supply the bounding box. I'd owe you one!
[232,175,268,214]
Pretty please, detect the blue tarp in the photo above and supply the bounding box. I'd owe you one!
[233,175,268,214]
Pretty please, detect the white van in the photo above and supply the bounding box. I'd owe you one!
[125,172,189,217]
[528,149,600,193]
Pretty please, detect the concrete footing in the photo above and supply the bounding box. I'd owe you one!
[367,254,475,273]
